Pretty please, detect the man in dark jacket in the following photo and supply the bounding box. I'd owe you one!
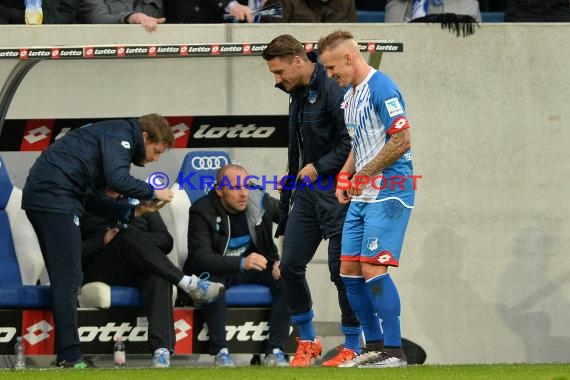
[262,34,361,367]
[184,164,290,367]
[279,0,356,22]
[505,0,570,22]
[165,0,256,23]
[0,0,76,24]
[81,189,224,368]
[77,0,166,32]
[22,114,176,368]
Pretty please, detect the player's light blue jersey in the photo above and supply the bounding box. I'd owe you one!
[342,68,415,207]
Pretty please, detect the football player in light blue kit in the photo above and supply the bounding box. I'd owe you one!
[318,30,415,368]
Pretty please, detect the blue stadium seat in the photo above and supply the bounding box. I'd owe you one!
[109,286,144,307]
[357,10,385,22]
[167,151,233,271]
[177,151,231,204]
[78,282,144,308]
[170,151,273,306]
[226,284,273,306]
[0,155,51,308]
[481,12,505,22]
[0,285,52,308]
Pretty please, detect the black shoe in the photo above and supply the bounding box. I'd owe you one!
[56,357,96,369]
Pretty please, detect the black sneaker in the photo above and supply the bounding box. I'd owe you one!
[56,357,96,369]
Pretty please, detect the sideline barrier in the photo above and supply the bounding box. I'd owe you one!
[0,308,297,356]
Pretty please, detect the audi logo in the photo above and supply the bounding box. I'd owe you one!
[191,156,228,170]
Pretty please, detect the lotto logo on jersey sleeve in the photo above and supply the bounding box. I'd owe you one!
[388,116,410,135]
[385,97,404,117]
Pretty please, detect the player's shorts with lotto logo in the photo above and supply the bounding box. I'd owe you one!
[341,199,412,266]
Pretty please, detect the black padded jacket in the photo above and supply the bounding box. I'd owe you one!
[275,54,351,237]
[184,186,279,276]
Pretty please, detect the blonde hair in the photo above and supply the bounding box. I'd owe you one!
[317,30,355,54]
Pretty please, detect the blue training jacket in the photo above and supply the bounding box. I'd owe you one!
[22,118,155,216]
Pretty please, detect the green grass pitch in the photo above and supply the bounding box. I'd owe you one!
[1,364,570,380]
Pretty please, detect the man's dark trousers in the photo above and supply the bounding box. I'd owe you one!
[83,227,179,352]
[280,187,359,327]
[201,267,290,355]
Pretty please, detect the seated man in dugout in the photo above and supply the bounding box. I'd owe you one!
[184,164,290,367]
[80,189,224,368]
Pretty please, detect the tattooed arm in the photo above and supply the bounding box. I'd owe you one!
[349,129,411,196]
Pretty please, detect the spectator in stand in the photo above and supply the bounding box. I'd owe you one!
[81,189,225,368]
[385,0,480,37]
[278,0,356,22]
[0,0,26,23]
[505,0,570,22]
[355,0,386,11]
[0,0,24,23]
[165,0,258,23]
[385,0,481,23]
[77,0,165,31]
[477,0,505,13]
[0,0,77,23]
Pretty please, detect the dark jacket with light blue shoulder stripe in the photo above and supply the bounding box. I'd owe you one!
[276,53,351,237]
[185,186,279,276]
[22,119,155,216]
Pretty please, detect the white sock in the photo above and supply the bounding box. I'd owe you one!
[177,275,196,290]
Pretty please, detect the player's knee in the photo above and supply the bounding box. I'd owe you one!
[361,263,388,279]
[340,260,361,276]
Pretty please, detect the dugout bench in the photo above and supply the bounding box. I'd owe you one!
[0,153,296,358]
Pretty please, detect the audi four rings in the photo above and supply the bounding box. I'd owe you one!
[191,156,229,170]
